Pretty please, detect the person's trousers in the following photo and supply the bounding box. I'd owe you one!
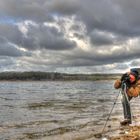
[121,91,132,123]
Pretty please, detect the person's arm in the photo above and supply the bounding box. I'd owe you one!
[114,79,121,89]
[114,72,130,89]
[127,80,140,97]
[114,73,136,90]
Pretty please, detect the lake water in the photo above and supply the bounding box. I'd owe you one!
[0,81,140,140]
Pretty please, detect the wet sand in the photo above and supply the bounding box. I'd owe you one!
[99,117,140,140]
[110,125,140,140]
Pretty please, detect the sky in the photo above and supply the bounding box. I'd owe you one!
[0,0,140,73]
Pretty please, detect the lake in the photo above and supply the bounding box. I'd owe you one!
[0,81,140,140]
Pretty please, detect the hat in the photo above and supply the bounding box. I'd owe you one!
[131,68,139,76]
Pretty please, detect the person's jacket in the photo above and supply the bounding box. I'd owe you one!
[114,79,140,97]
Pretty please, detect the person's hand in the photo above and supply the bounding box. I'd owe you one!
[121,72,137,88]
[114,79,121,89]
[121,73,131,88]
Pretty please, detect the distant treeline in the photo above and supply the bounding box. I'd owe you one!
[0,72,121,81]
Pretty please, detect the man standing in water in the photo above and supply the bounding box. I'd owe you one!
[114,69,140,125]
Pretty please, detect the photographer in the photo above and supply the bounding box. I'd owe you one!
[114,69,140,125]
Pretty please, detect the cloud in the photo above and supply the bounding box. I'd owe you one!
[0,37,29,57]
[0,22,77,51]
[0,0,53,22]
[90,30,115,46]
[0,0,140,72]
[20,23,77,50]
[48,0,80,15]
[1,0,140,38]
[130,59,140,67]
[37,25,75,50]
[45,0,140,37]
[0,24,23,46]
[0,57,15,68]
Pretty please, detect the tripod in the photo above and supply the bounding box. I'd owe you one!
[102,82,132,134]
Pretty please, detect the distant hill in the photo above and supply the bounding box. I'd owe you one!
[0,72,121,81]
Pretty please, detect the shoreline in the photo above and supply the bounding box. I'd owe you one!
[0,71,121,81]
[0,79,116,82]
[110,125,140,140]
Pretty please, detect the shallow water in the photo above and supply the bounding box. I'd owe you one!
[0,81,140,140]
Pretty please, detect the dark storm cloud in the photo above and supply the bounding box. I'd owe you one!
[0,0,54,22]
[46,0,140,37]
[46,0,140,67]
[0,23,76,51]
[0,24,23,46]
[1,0,140,72]
[46,0,120,32]
[90,30,115,46]
[59,46,140,67]
[1,0,140,37]
[48,0,80,15]
[24,24,76,50]
[1,0,140,39]
[0,37,27,57]
[70,24,81,31]
[80,0,140,37]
